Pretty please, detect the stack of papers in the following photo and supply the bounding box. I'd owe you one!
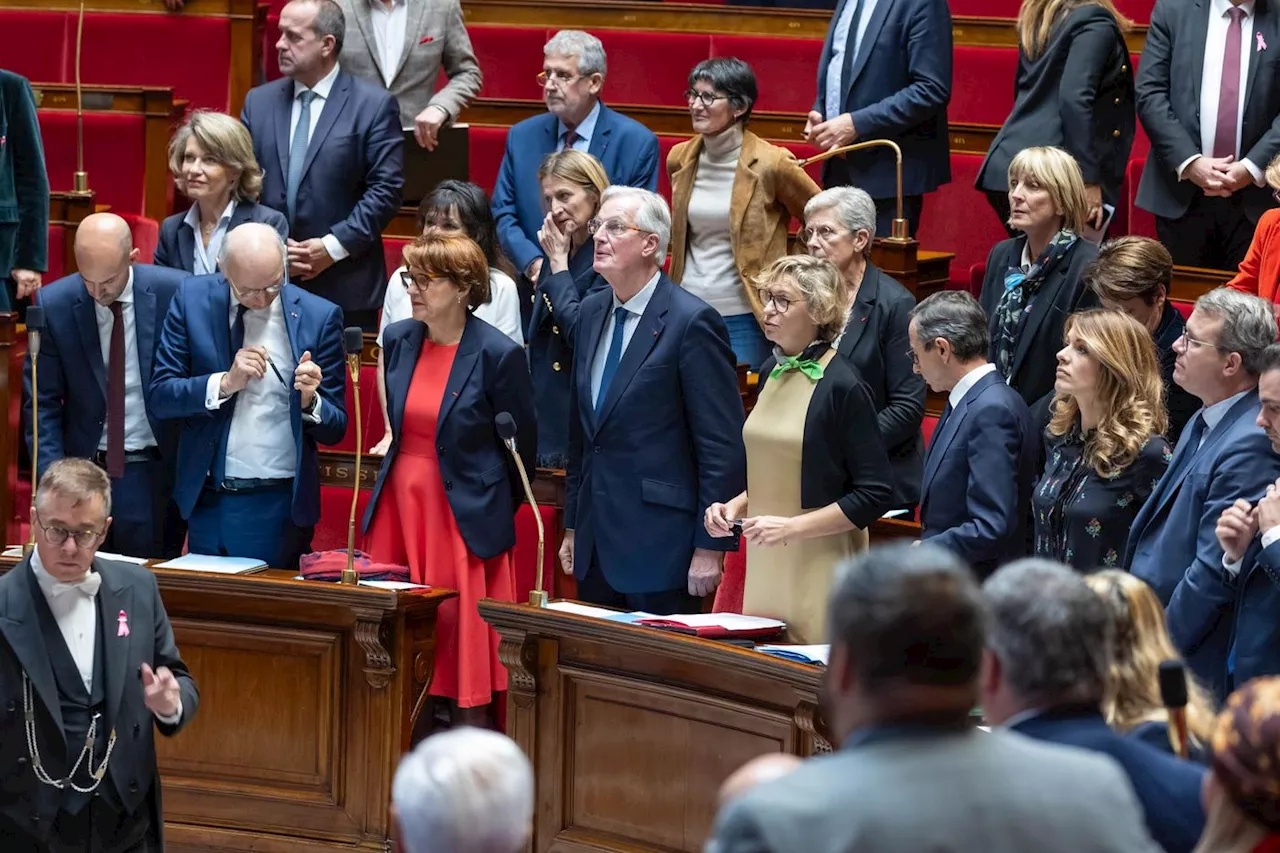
[632,612,786,639]
[154,554,267,574]
[755,644,830,665]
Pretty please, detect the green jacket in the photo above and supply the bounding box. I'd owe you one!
[0,69,49,310]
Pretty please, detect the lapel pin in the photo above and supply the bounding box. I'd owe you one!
[420,35,435,44]
[1259,33,1269,52]
[117,609,130,638]
[452,390,459,397]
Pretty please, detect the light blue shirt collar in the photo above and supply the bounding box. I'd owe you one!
[182,199,238,276]
[558,99,602,150]
[1201,388,1252,435]
[612,270,661,316]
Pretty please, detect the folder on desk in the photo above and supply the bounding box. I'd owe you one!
[633,612,785,639]
[755,644,829,666]
[154,554,268,574]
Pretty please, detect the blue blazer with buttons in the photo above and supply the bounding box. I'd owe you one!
[146,275,348,526]
[23,264,185,478]
[153,201,289,274]
[362,314,537,560]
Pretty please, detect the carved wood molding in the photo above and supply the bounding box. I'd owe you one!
[354,617,394,689]
[795,700,832,755]
[498,632,538,696]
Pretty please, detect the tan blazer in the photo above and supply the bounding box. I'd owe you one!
[667,129,820,318]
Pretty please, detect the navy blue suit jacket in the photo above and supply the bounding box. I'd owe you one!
[919,369,1038,578]
[813,0,952,197]
[1124,391,1280,605]
[362,314,536,560]
[23,264,185,477]
[240,71,404,314]
[153,202,289,274]
[564,274,746,594]
[492,104,659,275]
[147,277,348,526]
[1011,707,1205,853]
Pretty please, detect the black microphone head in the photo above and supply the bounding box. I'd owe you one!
[25,305,45,331]
[343,327,364,355]
[495,412,517,441]
[1158,660,1189,708]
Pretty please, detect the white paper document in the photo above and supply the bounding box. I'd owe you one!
[755,644,830,665]
[97,551,150,565]
[3,546,25,559]
[154,554,267,574]
[546,601,622,619]
[645,613,786,630]
[359,580,430,591]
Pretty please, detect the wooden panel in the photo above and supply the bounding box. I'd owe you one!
[48,190,97,276]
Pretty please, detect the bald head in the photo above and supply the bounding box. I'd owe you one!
[75,214,137,305]
[222,223,287,309]
[717,754,802,806]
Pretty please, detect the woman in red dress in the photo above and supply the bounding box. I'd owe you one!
[363,234,537,727]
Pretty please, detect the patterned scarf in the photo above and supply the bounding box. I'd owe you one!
[993,230,1078,379]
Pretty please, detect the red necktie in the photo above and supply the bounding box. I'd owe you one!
[106,301,125,479]
[1213,7,1247,159]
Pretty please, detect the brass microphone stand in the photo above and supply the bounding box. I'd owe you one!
[342,349,363,586]
[798,139,909,241]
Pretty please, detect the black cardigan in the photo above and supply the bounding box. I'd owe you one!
[756,349,894,529]
[836,264,926,508]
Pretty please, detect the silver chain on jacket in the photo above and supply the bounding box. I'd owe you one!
[23,672,117,793]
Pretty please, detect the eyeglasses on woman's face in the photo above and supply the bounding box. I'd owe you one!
[757,288,793,314]
[684,89,729,108]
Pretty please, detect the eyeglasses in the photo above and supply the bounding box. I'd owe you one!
[35,512,105,549]
[537,70,583,88]
[1177,331,1228,352]
[798,225,851,244]
[587,218,649,239]
[757,288,793,314]
[906,348,920,366]
[684,89,729,108]
[400,270,444,292]
[229,276,284,298]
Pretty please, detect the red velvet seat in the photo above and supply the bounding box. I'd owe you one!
[947,0,1021,17]
[657,134,684,201]
[79,13,232,110]
[0,11,71,84]
[313,486,373,553]
[468,125,509,193]
[776,140,825,188]
[1172,300,1194,319]
[45,225,67,283]
[330,364,384,454]
[119,213,160,264]
[917,153,1009,287]
[951,47,1019,126]
[1123,158,1159,239]
[1113,0,1155,25]
[263,12,283,81]
[467,25,553,101]
[384,236,411,278]
[593,31,711,108]
[709,35,822,114]
[39,112,148,216]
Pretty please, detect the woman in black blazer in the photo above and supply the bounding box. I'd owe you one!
[362,234,536,727]
[803,186,925,512]
[154,110,288,274]
[979,146,1099,414]
[976,0,1133,232]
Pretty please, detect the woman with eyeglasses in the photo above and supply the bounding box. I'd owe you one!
[528,149,610,469]
[363,234,536,729]
[667,57,820,370]
[705,255,892,642]
[371,181,523,455]
[1229,155,1280,305]
[803,186,926,513]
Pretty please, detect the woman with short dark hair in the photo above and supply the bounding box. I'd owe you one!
[667,57,820,370]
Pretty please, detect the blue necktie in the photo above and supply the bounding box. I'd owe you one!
[286,90,316,225]
[212,304,250,486]
[1164,412,1208,487]
[596,306,629,413]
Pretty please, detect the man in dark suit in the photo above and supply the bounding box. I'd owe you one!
[0,68,48,312]
[983,559,1206,853]
[909,291,1037,577]
[1136,0,1280,269]
[558,187,745,613]
[0,458,197,851]
[241,0,404,330]
[148,223,348,569]
[492,30,659,319]
[804,0,952,237]
[706,544,1161,853]
[24,213,186,559]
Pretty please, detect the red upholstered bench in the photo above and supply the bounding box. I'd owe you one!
[313,486,373,553]
[0,11,71,83]
[951,47,1019,126]
[119,214,160,264]
[1122,158,1158,240]
[657,134,684,201]
[45,225,68,283]
[384,236,411,278]
[330,363,384,454]
[468,25,554,101]
[1172,299,1194,319]
[39,112,148,216]
[263,12,282,81]
[79,13,231,110]
[947,0,1021,17]
[468,125,509,193]
[594,31,712,107]
[1114,0,1155,25]
[917,153,1008,287]
[709,35,822,115]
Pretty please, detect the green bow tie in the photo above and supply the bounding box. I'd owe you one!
[770,355,825,381]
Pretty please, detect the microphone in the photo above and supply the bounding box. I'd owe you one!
[797,140,909,241]
[1159,660,1190,759]
[495,412,546,607]
[23,306,45,558]
[341,326,364,586]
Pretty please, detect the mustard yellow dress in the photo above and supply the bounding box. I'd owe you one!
[740,349,868,642]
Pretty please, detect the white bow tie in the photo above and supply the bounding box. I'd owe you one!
[50,573,102,599]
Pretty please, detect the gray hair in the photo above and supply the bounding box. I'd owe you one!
[805,186,876,257]
[36,458,113,519]
[544,30,607,77]
[909,290,990,362]
[828,543,985,689]
[599,185,671,260]
[983,559,1113,706]
[393,728,533,853]
[304,0,345,53]
[1195,288,1278,376]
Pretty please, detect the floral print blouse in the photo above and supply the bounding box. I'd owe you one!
[1033,427,1173,570]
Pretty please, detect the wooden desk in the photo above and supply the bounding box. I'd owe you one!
[479,600,829,853]
[0,556,453,853]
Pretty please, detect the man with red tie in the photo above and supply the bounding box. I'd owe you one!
[1136,0,1280,269]
[23,213,187,558]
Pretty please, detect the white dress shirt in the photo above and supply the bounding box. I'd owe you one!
[291,63,350,262]
[823,0,882,120]
[368,0,408,87]
[203,294,321,480]
[1178,0,1264,183]
[377,266,525,347]
[590,271,660,406]
[95,269,158,453]
[948,362,999,410]
[181,199,237,276]
[557,100,601,152]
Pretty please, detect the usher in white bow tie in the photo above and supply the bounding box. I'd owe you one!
[50,573,102,599]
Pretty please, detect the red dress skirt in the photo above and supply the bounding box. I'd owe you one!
[364,341,515,708]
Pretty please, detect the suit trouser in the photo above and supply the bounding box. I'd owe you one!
[576,548,700,615]
[0,800,155,853]
[187,480,311,568]
[1155,193,1253,271]
[93,452,185,560]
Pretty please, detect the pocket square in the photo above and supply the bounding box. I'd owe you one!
[419,35,434,44]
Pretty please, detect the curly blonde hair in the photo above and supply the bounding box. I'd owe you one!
[753,254,847,343]
[1048,309,1167,478]
[1085,571,1216,748]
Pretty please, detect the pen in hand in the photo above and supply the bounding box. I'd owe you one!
[264,352,289,389]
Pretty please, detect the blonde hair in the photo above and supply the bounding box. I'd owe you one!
[538,149,610,210]
[37,458,113,518]
[168,110,264,202]
[1085,571,1216,747]
[1047,309,1167,477]
[1266,152,1280,192]
[1007,146,1090,234]
[754,255,847,343]
[1018,0,1130,58]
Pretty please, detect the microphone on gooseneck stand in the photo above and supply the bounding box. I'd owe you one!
[23,306,45,558]
[495,412,546,607]
[1159,660,1191,759]
[341,326,365,586]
